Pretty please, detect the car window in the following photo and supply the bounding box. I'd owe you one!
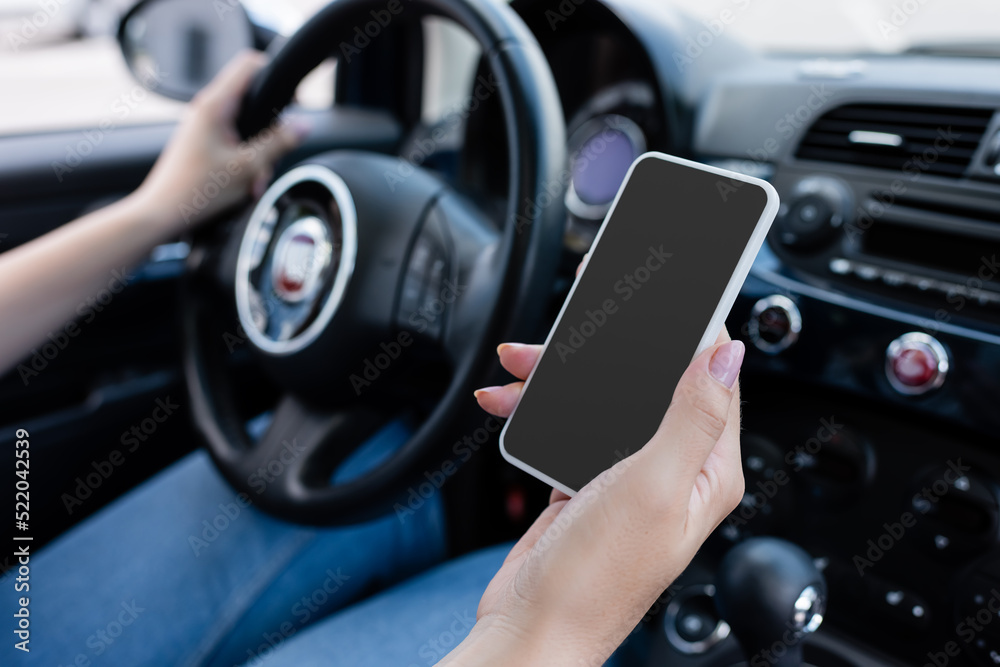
[0,0,329,136]
[422,17,481,125]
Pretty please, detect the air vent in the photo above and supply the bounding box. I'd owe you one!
[796,103,995,178]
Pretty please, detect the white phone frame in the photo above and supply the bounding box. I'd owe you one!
[498,151,780,498]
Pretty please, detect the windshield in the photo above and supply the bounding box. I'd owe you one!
[665,0,1000,55]
[1,0,997,137]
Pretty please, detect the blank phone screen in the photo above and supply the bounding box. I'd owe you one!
[502,155,769,492]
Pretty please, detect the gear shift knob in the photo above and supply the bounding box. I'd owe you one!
[714,537,826,667]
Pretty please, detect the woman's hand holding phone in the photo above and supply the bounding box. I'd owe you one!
[440,325,746,666]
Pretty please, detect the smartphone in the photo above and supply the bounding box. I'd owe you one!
[499,152,779,496]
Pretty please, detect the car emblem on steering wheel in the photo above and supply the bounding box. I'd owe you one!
[271,216,332,305]
[235,164,358,356]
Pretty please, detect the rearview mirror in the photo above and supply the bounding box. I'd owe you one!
[117,0,255,101]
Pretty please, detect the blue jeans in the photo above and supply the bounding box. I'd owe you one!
[247,548,641,667]
[9,422,639,665]
[9,420,456,666]
[246,546,511,666]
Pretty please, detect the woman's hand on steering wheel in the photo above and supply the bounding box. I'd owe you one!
[448,326,746,665]
[135,51,309,232]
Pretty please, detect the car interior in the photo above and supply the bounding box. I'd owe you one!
[3,0,1000,665]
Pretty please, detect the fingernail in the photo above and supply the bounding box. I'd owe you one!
[497,342,528,356]
[709,340,745,388]
[474,386,502,400]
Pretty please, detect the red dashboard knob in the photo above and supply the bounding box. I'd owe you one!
[885,333,949,395]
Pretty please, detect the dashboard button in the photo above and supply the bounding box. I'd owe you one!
[954,573,1000,666]
[875,582,930,629]
[891,347,938,386]
[908,465,999,559]
[398,217,451,340]
[772,176,852,251]
[748,295,802,354]
[663,585,730,655]
[794,427,874,510]
[868,579,930,630]
[723,434,794,539]
[676,601,717,642]
[776,194,836,248]
[852,571,932,634]
[885,332,949,395]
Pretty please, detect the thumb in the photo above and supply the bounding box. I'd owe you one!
[643,339,744,481]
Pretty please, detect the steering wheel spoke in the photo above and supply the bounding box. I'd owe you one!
[426,194,505,367]
[241,395,387,507]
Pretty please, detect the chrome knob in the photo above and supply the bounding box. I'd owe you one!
[748,295,801,354]
[885,332,949,395]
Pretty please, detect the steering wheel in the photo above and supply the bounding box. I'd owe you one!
[183,0,566,525]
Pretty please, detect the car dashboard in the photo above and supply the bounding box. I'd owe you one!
[501,1,1000,665]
